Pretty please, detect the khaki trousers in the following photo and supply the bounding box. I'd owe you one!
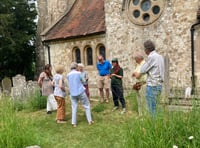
[136,84,147,116]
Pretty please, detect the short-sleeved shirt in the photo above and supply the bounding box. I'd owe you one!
[97,60,112,76]
[134,60,147,83]
[39,72,53,96]
[110,67,123,86]
[53,74,66,98]
[80,71,89,85]
[67,70,85,97]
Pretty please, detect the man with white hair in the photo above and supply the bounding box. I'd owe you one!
[132,52,147,116]
[67,62,93,127]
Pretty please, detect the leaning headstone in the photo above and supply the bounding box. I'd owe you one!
[11,74,27,99]
[2,77,12,95]
[27,80,39,96]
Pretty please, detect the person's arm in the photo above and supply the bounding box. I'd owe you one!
[59,77,65,92]
[37,72,44,88]
[140,57,154,74]
[111,68,123,79]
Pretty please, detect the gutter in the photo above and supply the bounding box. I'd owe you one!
[190,8,200,94]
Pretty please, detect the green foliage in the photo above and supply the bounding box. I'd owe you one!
[26,92,46,111]
[92,103,106,112]
[0,0,37,81]
[13,91,46,111]
[125,110,200,148]
[0,96,39,148]
[0,93,200,148]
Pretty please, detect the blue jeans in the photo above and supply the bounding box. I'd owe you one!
[146,85,162,117]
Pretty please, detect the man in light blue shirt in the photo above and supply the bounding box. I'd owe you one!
[134,40,164,117]
[67,62,93,127]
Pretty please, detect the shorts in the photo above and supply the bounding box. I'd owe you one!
[98,75,110,89]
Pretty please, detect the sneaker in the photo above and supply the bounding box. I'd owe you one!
[112,106,119,111]
[88,121,94,125]
[47,111,52,114]
[121,108,126,114]
[72,124,77,128]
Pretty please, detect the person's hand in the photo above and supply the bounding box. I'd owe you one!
[133,72,141,78]
[111,74,116,77]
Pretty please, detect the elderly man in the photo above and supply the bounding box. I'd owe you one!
[96,55,112,103]
[132,52,147,116]
[67,62,93,127]
[133,40,165,117]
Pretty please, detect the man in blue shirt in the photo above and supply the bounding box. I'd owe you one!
[67,62,93,127]
[96,55,112,103]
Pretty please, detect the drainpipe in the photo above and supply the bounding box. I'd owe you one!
[190,7,200,94]
[122,0,126,11]
[43,42,51,65]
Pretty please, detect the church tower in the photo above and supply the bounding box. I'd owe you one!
[35,0,76,77]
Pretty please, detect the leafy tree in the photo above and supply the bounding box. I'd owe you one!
[0,0,37,81]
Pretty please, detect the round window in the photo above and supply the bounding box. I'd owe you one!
[127,0,165,26]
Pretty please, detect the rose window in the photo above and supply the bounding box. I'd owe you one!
[127,0,165,26]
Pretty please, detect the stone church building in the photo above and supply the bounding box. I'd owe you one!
[36,0,200,96]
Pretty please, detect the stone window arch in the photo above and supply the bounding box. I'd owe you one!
[96,44,106,60]
[73,47,81,63]
[84,46,93,65]
[126,0,165,26]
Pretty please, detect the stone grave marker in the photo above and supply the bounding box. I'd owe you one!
[2,77,12,94]
[12,74,27,99]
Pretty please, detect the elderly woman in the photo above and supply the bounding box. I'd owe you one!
[53,65,66,123]
[78,63,90,101]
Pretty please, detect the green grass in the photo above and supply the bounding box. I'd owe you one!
[0,92,200,148]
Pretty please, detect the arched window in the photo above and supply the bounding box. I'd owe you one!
[86,47,93,65]
[99,45,106,59]
[75,48,81,63]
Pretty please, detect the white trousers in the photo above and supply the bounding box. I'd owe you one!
[47,94,57,111]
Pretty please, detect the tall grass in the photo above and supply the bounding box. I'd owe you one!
[13,90,46,112]
[125,107,200,148]
[0,92,200,148]
[0,96,39,148]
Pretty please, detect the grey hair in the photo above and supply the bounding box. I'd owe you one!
[70,62,78,69]
[144,40,155,52]
[134,52,144,60]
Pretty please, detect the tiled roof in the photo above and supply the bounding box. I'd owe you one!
[43,0,106,41]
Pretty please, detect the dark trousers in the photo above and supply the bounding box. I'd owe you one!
[111,84,126,108]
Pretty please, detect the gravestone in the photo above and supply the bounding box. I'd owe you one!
[2,77,12,94]
[27,80,39,96]
[11,74,27,99]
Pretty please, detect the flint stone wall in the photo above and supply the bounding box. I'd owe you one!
[39,0,200,97]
